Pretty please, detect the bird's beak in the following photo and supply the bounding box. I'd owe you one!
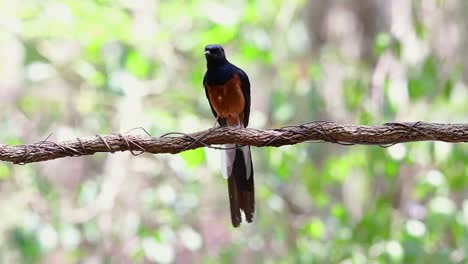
[204,50,211,55]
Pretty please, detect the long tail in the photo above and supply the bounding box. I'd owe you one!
[225,145,254,227]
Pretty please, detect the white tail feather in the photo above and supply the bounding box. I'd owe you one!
[240,145,252,180]
[221,144,236,179]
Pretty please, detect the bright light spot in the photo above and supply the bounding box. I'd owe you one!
[60,225,81,250]
[180,226,202,251]
[108,70,125,91]
[434,142,452,162]
[391,0,411,38]
[268,195,284,212]
[296,78,311,96]
[387,144,406,160]
[39,224,58,251]
[425,170,445,187]
[369,241,385,257]
[141,188,158,207]
[462,200,468,226]
[386,241,403,260]
[450,249,466,263]
[287,22,309,52]
[249,110,267,128]
[200,3,241,26]
[26,62,56,82]
[403,34,428,65]
[78,180,99,207]
[157,184,177,205]
[75,61,98,81]
[22,213,40,232]
[123,212,140,236]
[450,82,468,107]
[0,13,22,33]
[274,103,294,122]
[251,30,271,50]
[406,220,426,237]
[430,196,455,215]
[180,115,205,131]
[176,193,199,214]
[351,252,367,264]
[388,78,409,110]
[47,2,73,25]
[142,238,174,264]
[159,226,176,244]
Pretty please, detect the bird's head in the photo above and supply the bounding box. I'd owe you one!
[204,44,227,65]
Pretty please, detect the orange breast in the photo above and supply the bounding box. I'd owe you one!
[206,74,245,126]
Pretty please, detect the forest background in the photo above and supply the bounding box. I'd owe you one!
[0,0,467,263]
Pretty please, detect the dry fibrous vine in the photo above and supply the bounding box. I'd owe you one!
[0,121,466,165]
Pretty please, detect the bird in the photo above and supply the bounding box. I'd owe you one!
[203,44,254,228]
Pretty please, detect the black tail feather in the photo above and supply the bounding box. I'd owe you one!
[227,147,254,227]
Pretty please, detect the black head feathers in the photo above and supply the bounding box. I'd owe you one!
[204,44,227,65]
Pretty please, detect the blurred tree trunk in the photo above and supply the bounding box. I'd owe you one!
[305,0,389,62]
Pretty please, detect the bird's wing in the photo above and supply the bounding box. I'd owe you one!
[236,67,251,127]
[203,73,226,126]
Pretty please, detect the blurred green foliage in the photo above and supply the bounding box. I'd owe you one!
[0,0,467,263]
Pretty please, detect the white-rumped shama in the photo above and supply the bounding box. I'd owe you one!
[203,44,254,227]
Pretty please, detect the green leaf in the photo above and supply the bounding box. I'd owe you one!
[180,148,206,168]
[0,164,11,180]
[408,56,437,100]
[374,32,392,55]
[309,63,322,81]
[443,78,453,98]
[331,203,348,222]
[343,79,364,110]
[304,219,325,239]
[6,137,23,146]
[19,96,37,115]
[9,227,41,263]
[125,50,153,79]
[276,161,291,180]
[200,26,238,45]
[415,21,427,39]
[384,160,399,179]
[408,78,426,100]
[131,248,145,261]
[240,43,271,63]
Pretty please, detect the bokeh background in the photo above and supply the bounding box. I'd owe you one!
[0,0,467,263]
